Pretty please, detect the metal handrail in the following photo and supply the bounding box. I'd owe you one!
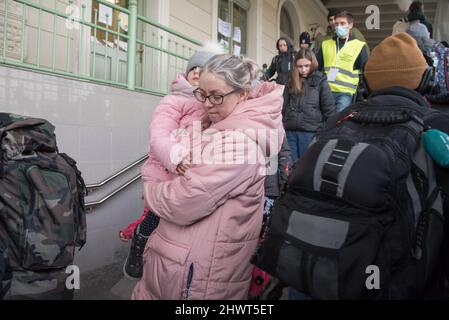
[86,154,147,190]
[85,174,142,210]
[2,0,201,94]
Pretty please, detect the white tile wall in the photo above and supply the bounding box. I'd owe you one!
[55,124,81,160]
[111,128,141,162]
[79,126,112,162]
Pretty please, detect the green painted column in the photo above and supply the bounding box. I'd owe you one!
[127,0,138,90]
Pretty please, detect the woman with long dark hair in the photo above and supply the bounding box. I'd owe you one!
[283,48,336,162]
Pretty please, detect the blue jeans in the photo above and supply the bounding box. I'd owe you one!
[286,131,315,163]
[332,92,353,112]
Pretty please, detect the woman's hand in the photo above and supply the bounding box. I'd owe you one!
[176,156,191,175]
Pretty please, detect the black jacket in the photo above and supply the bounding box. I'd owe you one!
[428,94,449,111]
[264,137,291,197]
[333,86,448,131]
[329,86,449,285]
[263,39,295,85]
[282,71,336,132]
[329,87,449,138]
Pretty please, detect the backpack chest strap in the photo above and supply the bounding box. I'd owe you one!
[320,140,355,196]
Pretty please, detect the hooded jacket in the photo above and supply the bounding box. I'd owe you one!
[282,71,336,132]
[263,37,295,85]
[328,87,449,282]
[328,87,448,130]
[132,81,285,300]
[140,74,205,182]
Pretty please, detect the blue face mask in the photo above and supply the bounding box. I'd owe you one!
[335,26,349,38]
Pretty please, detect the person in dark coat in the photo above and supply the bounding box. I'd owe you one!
[283,48,336,162]
[248,136,291,300]
[299,32,312,50]
[262,37,295,85]
[335,33,449,297]
[264,138,291,200]
[260,136,291,237]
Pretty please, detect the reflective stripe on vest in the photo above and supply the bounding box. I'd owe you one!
[323,38,365,94]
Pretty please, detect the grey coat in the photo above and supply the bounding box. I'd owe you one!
[407,20,434,53]
[282,71,336,132]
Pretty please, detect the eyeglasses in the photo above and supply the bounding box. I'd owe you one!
[193,88,240,105]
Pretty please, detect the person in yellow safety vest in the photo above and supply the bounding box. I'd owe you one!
[315,8,370,55]
[316,11,369,112]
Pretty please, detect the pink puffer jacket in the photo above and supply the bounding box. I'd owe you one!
[140,74,205,182]
[132,81,285,300]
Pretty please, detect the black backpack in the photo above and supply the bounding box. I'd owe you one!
[253,101,446,299]
[0,249,5,298]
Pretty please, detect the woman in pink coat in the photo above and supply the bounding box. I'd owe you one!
[119,49,218,280]
[132,54,285,300]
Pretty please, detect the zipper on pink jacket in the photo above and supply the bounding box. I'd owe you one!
[183,263,194,300]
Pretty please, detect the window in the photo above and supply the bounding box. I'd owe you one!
[280,6,294,41]
[91,0,129,48]
[218,0,248,56]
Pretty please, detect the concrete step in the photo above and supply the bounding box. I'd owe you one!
[74,260,131,300]
[110,276,139,300]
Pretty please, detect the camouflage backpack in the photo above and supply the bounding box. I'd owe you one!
[0,113,87,299]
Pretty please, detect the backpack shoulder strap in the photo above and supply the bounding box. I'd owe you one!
[0,113,13,176]
[59,153,87,248]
